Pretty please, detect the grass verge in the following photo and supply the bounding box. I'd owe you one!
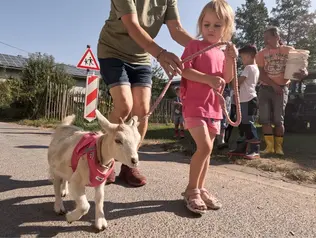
[14,118,316,184]
[144,123,316,184]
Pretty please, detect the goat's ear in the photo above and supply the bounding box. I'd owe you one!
[96,110,117,132]
[127,116,140,127]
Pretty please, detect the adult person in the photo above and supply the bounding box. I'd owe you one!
[97,0,193,187]
[256,26,308,155]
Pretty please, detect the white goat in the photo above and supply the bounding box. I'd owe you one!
[47,110,141,231]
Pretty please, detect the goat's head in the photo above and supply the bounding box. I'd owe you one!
[96,110,141,168]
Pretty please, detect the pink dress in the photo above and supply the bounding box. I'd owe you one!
[180,40,226,134]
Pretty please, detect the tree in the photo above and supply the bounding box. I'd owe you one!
[0,81,13,109]
[270,0,316,47]
[151,61,176,99]
[9,52,75,119]
[305,23,316,70]
[235,0,270,50]
[270,0,316,70]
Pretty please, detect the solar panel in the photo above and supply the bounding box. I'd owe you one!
[0,53,100,78]
[0,53,27,68]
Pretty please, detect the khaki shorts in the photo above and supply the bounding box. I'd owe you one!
[258,85,289,126]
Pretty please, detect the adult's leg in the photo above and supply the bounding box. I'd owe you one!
[109,85,133,123]
[98,58,133,184]
[118,63,152,187]
[131,86,151,144]
[258,86,275,154]
[273,86,289,155]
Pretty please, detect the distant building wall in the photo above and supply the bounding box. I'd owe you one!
[0,66,87,93]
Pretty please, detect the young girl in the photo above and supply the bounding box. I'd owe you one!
[180,0,237,214]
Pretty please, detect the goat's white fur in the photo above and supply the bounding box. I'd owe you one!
[47,110,141,231]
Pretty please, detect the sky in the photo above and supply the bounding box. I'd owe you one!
[1,0,315,66]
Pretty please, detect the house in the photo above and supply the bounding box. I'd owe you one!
[170,77,181,88]
[0,53,184,93]
[0,53,100,93]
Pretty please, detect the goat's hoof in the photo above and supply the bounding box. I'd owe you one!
[66,212,76,224]
[95,218,107,231]
[61,190,68,197]
[54,204,66,215]
[56,210,67,216]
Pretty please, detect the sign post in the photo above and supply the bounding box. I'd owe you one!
[77,45,100,122]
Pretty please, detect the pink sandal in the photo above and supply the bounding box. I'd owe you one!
[200,188,222,210]
[181,188,207,215]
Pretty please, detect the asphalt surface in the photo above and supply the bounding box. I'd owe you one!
[0,122,315,238]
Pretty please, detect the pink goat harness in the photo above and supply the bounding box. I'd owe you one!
[71,133,114,187]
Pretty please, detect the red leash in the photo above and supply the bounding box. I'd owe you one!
[143,41,241,127]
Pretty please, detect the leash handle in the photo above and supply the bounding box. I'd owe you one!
[143,42,241,127]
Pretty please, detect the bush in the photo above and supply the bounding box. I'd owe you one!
[0,81,13,109]
[6,53,75,119]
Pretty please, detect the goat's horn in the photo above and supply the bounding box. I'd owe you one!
[119,117,125,125]
[96,110,117,131]
[127,116,139,126]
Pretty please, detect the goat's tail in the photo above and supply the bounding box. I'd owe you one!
[61,114,76,126]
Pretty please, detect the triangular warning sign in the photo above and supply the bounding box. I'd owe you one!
[77,48,100,70]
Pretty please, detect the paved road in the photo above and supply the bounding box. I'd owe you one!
[0,122,315,238]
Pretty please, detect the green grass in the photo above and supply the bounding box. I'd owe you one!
[144,123,316,184]
[14,118,316,184]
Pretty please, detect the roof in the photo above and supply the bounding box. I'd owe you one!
[170,77,181,85]
[0,53,100,78]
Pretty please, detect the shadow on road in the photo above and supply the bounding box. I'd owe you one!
[0,194,200,236]
[1,132,52,135]
[0,175,51,193]
[0,195,97,237]
[104,199,201,220]
[0,127,41,130]
[139,150,232,167]
[15,145,49,149]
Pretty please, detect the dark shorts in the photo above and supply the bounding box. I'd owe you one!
[258,85,289,126]
[98,58,152,89]
[241,97,258,125]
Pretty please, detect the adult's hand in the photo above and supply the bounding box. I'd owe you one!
[157,50,183,78]
[272,84,283,95]
[293,68,308,80]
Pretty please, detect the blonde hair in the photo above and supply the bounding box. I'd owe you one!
[197,0,235,41]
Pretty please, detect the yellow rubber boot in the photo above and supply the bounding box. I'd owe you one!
[275,136,284,155]
[261,135,275,154]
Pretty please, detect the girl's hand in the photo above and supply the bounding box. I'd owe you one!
[225,43,238,59]
[207,75,225,91]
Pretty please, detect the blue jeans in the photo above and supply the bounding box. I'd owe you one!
[98,58,152,89]
[240,97,259,140]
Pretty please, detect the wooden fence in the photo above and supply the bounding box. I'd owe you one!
[45,82,174,123]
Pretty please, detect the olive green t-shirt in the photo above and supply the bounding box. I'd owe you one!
[97,0,180,65]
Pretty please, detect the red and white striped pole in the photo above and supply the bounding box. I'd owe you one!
[84,73,99,122]
[82,45,99,122]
